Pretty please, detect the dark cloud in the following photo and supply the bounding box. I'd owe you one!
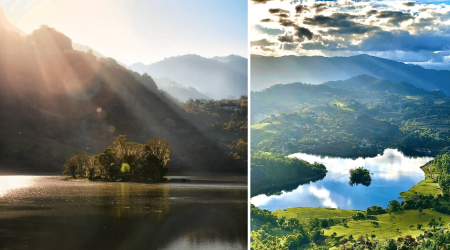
[269,8,291,18]
[278,33,295,43]
[366,10,378,15]
[403,2,415,7]
[269,8,290,14]
[312,3,328,13]
[304,13,377,35]
[295,5,309,13]
[251,0,273,4]
[376,11,413,25]
[260,18,273,22]
[279,18,297,27]
[254,24,285,36]
[295,26,314,40]
[251,39,276,47]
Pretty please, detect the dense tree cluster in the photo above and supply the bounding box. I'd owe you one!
[63,135,170,181]
[349,167,372,186]
[251,152,327,196]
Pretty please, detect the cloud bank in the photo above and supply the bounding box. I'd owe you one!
[250,0,450,69]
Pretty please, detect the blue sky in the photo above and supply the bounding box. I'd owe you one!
[250,0,450,70]
[0,0,248,65]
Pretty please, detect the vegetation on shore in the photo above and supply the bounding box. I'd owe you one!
[251,152,327,197]
[63,135,170,181]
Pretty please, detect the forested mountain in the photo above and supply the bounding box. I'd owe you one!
[0,25,247,174]
[129,54,248,100]
[251,75,445,124]
[251,75,450,157]
[251,54,450,94]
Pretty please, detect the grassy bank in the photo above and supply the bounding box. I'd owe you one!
[399,162,440,199]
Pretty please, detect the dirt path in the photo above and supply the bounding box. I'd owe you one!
[428,164,443,193]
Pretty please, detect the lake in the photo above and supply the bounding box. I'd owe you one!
[251,149,433,211]
[0,175,247,250]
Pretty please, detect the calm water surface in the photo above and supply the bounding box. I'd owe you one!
[251,149,432,211]
[0,174,247,250]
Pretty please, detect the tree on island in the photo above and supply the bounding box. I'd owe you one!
[349,166,372,186]
[63,135,170,181]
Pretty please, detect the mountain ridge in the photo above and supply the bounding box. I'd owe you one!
[251,54,450,95]
[129,54,248,100]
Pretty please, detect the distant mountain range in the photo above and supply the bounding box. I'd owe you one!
[153,78,210,101]
[251,54,450,95]
[324,74,446,98]
[129,54,248,100]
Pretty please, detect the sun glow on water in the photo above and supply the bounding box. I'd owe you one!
[0,176,37,197]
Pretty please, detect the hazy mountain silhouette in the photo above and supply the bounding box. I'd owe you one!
[153,78,210,101]
[0,25,246,174]
[251,54,450,95]
[129,54,247,100]
[0,6,26,36]
[324,74,446,97]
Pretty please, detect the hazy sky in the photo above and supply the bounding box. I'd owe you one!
[0,0,248,65]
[250,0,450,70]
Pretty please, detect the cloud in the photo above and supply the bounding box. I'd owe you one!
[269,8,290,14]
[295,4,309,13]
[312,3,329,13]
[251,38,276,47]
[304,13,378,34]
[260,18,273,22]
[251,0,273,4]
[376,10,413,25]
[279,18,297,27]
[251,0,450,70]
[253,24,285,36]
[278,33,295,43]
[296,26,314,40]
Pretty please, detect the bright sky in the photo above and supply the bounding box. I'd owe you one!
[0,0,248,65]
[250,0,450,70]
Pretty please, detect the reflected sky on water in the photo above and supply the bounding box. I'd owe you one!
[251,149,433,211]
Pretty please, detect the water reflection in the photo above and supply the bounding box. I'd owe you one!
[251,149,432,211]
[0,176,37,196]
[0,175,247,250]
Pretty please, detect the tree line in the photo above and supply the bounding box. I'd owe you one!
[63,135,170,181]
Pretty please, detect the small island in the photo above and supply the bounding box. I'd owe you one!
[63,135,170,182]
[349,166,371,186]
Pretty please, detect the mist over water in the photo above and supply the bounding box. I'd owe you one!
[0,175,247,250]
[251,149,432,211]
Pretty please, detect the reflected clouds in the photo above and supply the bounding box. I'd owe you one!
[251,149,432,211]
